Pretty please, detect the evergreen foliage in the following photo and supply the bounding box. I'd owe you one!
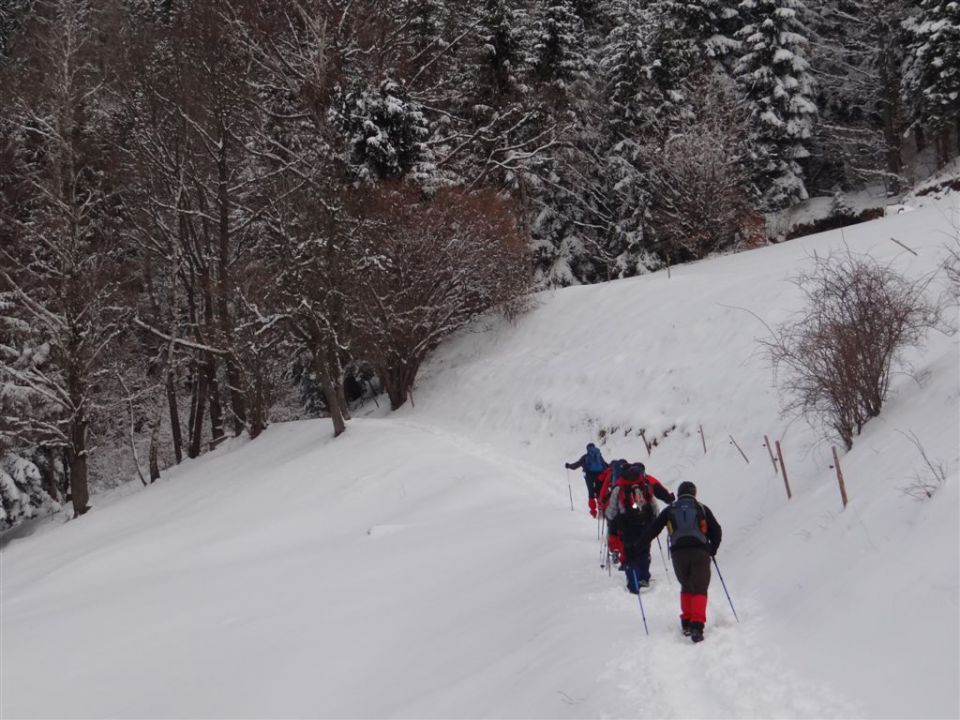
[904,0,960,141]
[734,0,817,208]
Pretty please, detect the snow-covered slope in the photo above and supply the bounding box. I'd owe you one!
[2,195,958,719]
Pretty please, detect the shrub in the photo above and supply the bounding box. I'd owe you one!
[766,250,942,449]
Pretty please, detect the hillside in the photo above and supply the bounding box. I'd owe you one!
[1,194,958,719]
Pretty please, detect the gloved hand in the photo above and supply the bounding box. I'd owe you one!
[564,463,573,469]
[709,545,717,557]
[667,492,676,503]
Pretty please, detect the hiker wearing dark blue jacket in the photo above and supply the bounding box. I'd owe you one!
[644,481,722,643]
[565,443,608,517]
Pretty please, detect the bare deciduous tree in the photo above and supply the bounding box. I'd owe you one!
[352,185,531,410]
[765,250,943,449]
[0,0,128,516]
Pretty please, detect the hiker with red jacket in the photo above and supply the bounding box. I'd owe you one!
[595,458,629,563]
[565,443,607,517]
[644,481,722,643]
[605,463,675,590]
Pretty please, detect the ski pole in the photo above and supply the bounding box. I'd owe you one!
[656,536,671,584]
[631,569,649,635]
[712,556,740,623]
[566,469,574,511]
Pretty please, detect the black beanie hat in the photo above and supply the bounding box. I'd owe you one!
[677,481,697,497]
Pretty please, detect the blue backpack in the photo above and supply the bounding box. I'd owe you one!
[584,445,605,472]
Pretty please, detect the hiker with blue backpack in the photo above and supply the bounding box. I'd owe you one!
[565,443,607,517]
[644,481,722,643]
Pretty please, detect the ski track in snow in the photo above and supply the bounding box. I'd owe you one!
[402,414,861,719]
[589,580,860,719]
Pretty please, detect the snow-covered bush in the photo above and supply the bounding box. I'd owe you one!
[0,451,57,528]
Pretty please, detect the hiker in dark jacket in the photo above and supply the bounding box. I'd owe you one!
[565,443,607,517]
[605,463,675,591]
[645,481,722,643]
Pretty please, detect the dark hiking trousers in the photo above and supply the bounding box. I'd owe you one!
[585,471,602,499]
[625,542,652,590]
[670,546,711,595]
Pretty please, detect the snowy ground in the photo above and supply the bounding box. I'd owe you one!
[2,194,958,719]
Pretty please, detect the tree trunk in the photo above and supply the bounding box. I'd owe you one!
[148,434,160,483]
[69,418,90,516]
[43,445,58,501]
[248,378,266,439]
[166,370,183,464]
[61,447,71,501]
[216,139,247,435]
[381,362,418,411]
[314,355,347,436]
[205,355,224,448]
[188,362,208,459]
[880,53,903,195]
[939,127,951,168]
[247,359,267,439]
[322,382,347,437]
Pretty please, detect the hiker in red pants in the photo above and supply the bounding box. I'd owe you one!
[645,481,722,643]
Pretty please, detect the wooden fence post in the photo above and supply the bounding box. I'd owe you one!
[763,435,779,475]
[729,435,750,464]
[639,430,652,456]
[698,425,707,454]
[832,446,849,509]
[775,440,792,499]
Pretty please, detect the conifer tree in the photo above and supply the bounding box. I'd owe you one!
[734,0,817,208]
[529,0,592,99]
[904,0,960,166]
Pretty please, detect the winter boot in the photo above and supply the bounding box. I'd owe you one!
[690,622,704,643]
[681,619,692,636]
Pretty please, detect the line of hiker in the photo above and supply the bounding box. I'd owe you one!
[565,444,723,643]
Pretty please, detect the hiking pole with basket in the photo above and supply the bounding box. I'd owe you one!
[566,469,574,511]
[712,556,740,623]
[631,569,649,635]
